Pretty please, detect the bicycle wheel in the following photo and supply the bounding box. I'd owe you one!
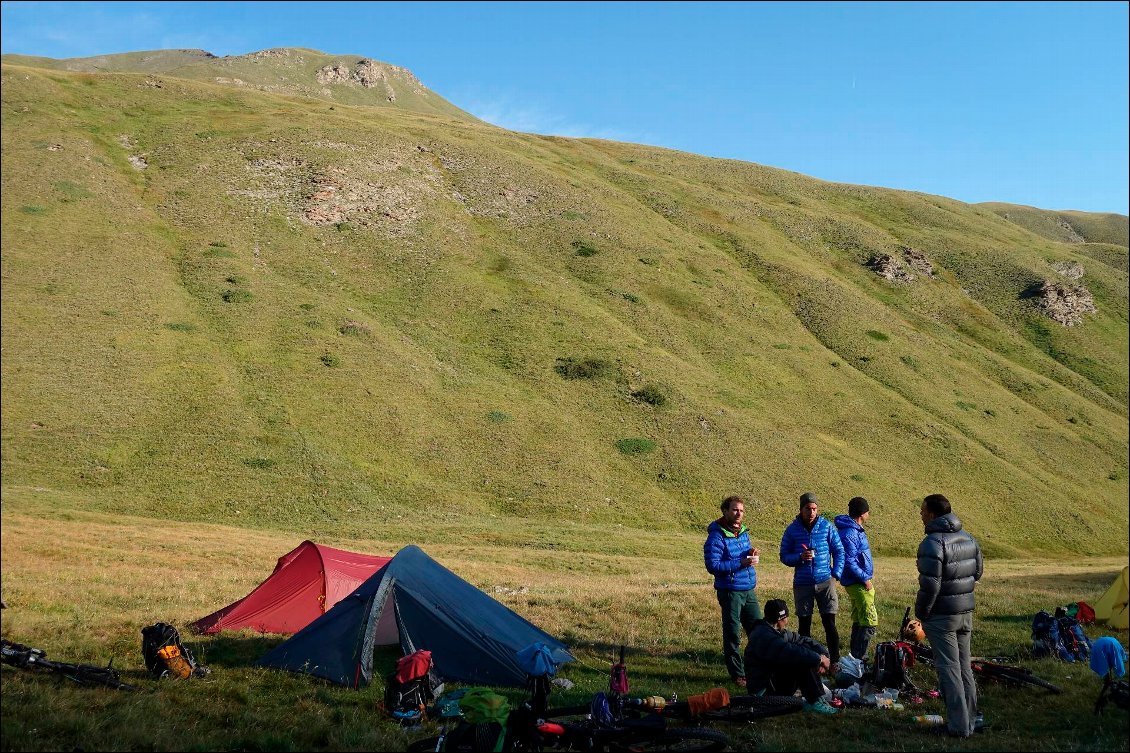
[606,726,729,753]
[405,735,442,753]
[975,663,1062,694]
[726,695,804,713]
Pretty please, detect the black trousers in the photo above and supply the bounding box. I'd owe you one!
[763,665,825,704]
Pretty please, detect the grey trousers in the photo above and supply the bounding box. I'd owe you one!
[923,612,977,738]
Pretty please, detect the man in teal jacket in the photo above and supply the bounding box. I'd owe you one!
[780,492,845,664]
[704,495,762,687]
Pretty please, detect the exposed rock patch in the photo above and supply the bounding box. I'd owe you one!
[1056,217,1085,243]
[868,254,915,283]
[128,155,148,170]
[901,246,935,277]
[1032,280,1096,326]
[315,59,402,102]
[868,246,936,283]
[1051,260,1085,280]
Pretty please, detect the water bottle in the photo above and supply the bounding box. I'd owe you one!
[913,714,945,726]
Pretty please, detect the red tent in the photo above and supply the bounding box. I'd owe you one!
[190,541,391,635]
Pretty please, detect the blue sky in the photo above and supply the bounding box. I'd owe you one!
[2,1,1127,214]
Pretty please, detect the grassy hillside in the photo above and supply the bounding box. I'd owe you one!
[979,201,1130,247]
[1,60,1127,559]
[0,47,479,121]
[0,500,1126,751]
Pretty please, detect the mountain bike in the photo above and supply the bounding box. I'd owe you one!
[1,638,137,691]
[898,609,1062,694]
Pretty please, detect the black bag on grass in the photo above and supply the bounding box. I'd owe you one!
[141,622,208,679]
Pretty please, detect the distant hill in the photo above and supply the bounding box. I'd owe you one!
[1,47,481,122]
[1,54,1126,558]
[979,202,1129,247]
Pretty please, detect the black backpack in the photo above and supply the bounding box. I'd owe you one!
[872,641,916,690]
[141,622,207,679]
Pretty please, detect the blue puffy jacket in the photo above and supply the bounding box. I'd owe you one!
[704,520,757,591]
[779,515,844,586]
[834,514,873,587]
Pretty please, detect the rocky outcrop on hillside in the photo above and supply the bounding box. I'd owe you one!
[868,246,936,283]
[1032,279,1097,326]
[1056,217,1085,243]
[314,58,427,103]
[1051,260,1085,280]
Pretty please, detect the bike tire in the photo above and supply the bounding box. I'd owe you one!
[976,664,1062,694]
[605,726,729,753]
[406,735,442,753]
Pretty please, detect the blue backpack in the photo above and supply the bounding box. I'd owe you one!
[1032,610,1092,662]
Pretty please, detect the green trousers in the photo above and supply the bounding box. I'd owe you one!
[716,589,762,679]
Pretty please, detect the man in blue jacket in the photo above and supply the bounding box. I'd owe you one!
[835,496,877,661]
[780,492,845,664]
[704,495,762,687]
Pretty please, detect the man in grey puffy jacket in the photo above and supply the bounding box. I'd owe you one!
[916,493,984,738]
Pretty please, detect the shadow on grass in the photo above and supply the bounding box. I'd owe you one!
[191,633,287,668]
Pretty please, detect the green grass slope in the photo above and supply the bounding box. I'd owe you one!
[979,201,1130,247]
[2,63,1127,557]
[0,47,480,122]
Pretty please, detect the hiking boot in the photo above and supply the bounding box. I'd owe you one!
[733,676,747,688]
[974,714,988,733]
[803,697,838,715]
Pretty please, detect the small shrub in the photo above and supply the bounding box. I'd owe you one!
[900,354,921,369]
[209,241,228,248]
[334,222,353,232]
[165,322,197,333]
[956,401,976,411]
[299,303,316,311]
[865,330,890,342]
[20,205,48,214]
[338,320,368,337]
[222,288,252,303]
[615,438,657,455]
[830,361,841,368]
[555,357,612,380]
[773,343,791,350]
[984,409,996,417]
[572,240,598,257]
[203,247,235,258]
[320,353,340,368]
[621,292,641,304]
[55,181,92,201]
[561,210,584,220]
[242,458,276,469]
[631,384,667,407]
[225,274,247,285]
[487,410,511,423]
[638,257,658,266]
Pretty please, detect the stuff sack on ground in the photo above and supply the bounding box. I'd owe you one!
[141,622,208,679]
[441,688,511,753]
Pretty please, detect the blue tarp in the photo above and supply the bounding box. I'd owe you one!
[257,545,573,688]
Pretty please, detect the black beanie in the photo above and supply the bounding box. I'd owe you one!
[764,599,789,623]
[849,496,870,518]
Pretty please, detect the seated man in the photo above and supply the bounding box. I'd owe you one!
[744,598,837,715]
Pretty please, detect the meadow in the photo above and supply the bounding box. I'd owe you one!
[1,489,1126,752]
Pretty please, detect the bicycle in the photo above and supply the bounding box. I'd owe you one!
[898,609,1062,695]
[1,638,137,691]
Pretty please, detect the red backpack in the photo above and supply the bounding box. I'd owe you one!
[1076,601,1096,625]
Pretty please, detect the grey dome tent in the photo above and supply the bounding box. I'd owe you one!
[256,544,573,688]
